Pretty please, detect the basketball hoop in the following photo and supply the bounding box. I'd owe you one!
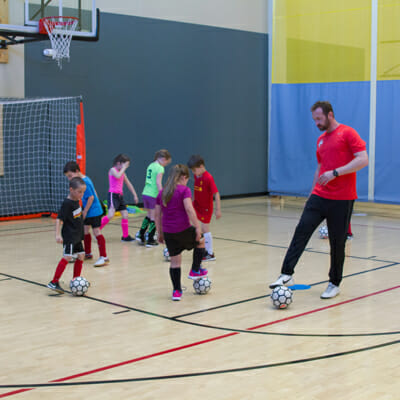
[39,16,78,69]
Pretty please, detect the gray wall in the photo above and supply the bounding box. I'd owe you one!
[25,13,268,202]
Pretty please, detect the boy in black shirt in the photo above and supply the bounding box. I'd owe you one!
[47,177,86,293]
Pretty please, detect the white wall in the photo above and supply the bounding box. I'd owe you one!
[97,0,269,34]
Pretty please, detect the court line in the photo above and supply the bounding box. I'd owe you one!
[172,262,399,318]
[1,266,399,338]
[0,316,399,394]
[0,229,54,237]
[0,339,398,389]
[0,282,399,395]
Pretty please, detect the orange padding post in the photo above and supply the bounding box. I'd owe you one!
[76,101,86,174]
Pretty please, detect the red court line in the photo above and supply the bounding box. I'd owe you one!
[1,285,399,397]
[248,285,400,330]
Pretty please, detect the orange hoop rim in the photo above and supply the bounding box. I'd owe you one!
[39,16,79,34]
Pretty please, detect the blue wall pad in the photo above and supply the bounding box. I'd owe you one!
[375,80,400,204]
[269,82,370,201]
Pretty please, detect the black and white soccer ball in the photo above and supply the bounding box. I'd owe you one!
[193,277,212,294]
[163,247,170,261]
[271,285,292,309]
[70,276,90,296]
[318,225,329,239]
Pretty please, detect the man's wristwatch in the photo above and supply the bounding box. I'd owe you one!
[333,169,339,177]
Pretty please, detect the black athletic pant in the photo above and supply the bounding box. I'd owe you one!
[281,194,354,286]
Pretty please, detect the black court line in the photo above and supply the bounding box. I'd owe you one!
[0,339,398,388]
[0,278,12,281]
[1,266,400,339]
[113,310,131,315]
[0,224,54,233]
[172,261,400,318]
[214,235,400,264]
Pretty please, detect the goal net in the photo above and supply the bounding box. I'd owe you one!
[0,97,83,219]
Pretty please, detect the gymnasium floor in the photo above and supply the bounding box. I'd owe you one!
[0,196,399,399]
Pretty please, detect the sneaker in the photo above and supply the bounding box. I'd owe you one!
[47,281,64,294]
[136,234,145,245]
[121,235,135,242]
[85,253,93,260]
[320,282,340,299]
[347,233,353,240]
[146,239,159,248]
[93,256,110,267]
[202,252,216,261]
[188,267,208,280]
[269,274,294,289]
[172,290,182,301]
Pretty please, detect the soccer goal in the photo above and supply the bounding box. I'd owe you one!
[0,96,86,220]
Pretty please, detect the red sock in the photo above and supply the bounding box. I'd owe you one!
[73,259,83,278]
[53,258,68,283]
[348,222,352,235]
[96,234,107,257]
[84,234,92,254]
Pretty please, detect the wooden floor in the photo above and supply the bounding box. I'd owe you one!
[1,196,399,399]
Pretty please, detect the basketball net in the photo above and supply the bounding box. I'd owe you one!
[39,16,78,69]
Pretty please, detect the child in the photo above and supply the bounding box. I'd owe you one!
[187,155,221,261]
[155,164,208,301]
[47,177,86,293]
[100,154,139,241]
[138,149,171,247]
[63,161,109,267]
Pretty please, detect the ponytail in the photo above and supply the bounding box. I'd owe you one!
[162,164,189,206]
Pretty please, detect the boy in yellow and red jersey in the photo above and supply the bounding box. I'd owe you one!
[187,155,221,261]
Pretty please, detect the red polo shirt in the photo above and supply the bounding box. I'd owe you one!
[312,124,366,200]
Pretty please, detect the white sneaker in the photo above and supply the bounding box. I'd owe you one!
[269,274,294,289]
[320,282,340,299]
[93,256,109,267]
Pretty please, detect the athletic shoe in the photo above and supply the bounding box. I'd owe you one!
[121,235,135,242]
[93,256,110,267]
[84,253,93,260]
[188,267,208,280]
[347,233,353,240]
[47,281,64,294]
[136,234,145,245]
[146,239,158,248]
[269,274,294,289]
[320,282,340,299]
[172,290,182,301]
[202,252,216,261]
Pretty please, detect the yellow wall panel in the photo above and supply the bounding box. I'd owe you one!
[377,0,400,80]
[273,0,371,83]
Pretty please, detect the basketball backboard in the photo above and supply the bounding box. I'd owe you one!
[0,0,99,46]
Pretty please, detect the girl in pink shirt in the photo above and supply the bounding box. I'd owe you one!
[155,164,207,301]
[100,154,139,241]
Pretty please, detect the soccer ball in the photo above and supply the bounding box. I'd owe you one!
[163,247,170,261]
[318,225,329,239]
[271,285,292,309]
[70,276,90,296]
[193,277,212,294]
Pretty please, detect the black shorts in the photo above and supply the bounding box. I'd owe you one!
[108,192,127,212]
[84,215,102,228]
[164,226,199,257]
[63,242,84,257]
